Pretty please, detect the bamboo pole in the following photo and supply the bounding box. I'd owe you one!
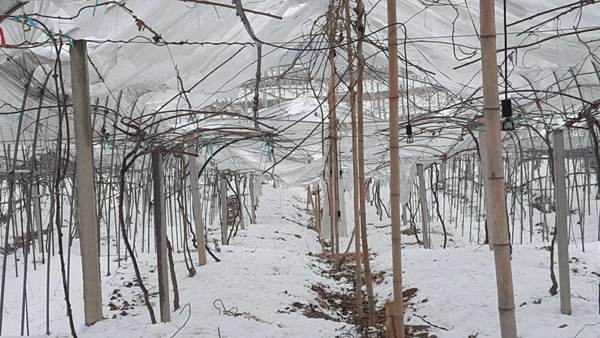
[344,0,364,320]
[476,157,483,244]
[479,0,518,335]
[480,117,492,245]
[552,129,572,315]
[385,301,397,338]
[356,0,376,324]
[326,0,340,266]
[70,39,103,326]
[386,0,405,335]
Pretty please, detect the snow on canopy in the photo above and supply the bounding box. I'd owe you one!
[0,0,599,187]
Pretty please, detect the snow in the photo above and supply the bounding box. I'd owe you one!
[371,232,600,338]
[3,185,599,337]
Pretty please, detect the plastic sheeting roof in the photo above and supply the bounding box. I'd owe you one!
[0,0,599,187]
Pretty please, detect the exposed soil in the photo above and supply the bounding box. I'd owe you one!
[282,251,438,338]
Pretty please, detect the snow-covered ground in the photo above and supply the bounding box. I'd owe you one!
[368,225,600,338]
[2,185,599,337]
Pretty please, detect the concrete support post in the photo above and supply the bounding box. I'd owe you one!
[151,151,170,323]
[219,174,229,245]
[188,152,207,266]
[320,177,332,240]
[249,173,257,224]
[338,174,347,237]
[552,129,572,315]
[315,185,322,236]
[417,164,430,248]
[209,174,218,225]
[70,39,103,326]
[235,174,245,229]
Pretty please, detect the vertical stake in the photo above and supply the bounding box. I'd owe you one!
[479,129,494,250]
[249,173,257,224]
[188,150,206,266]
[386,0,405,335]
[552,129,572,315]
[70,39,103,326]
[417,164,430,248]
[479,0,518,335]
[151,150,170,322]
[219,173,229,245]
[326,0,340,266]
[235,174,245,229]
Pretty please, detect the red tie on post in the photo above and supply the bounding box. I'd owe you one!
[0,27,6,48]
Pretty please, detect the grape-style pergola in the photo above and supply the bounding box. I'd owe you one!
[0,1,599,337]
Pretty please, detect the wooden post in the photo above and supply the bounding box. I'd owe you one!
[69,39,103,326]
[417,164,430,248]
[479,0,518,335]
[386,0,405,335]
[151,151,170,322]
[188,151,207,266]
[327,0,340,265]
[552,129,572,315]
[219,174,229,245]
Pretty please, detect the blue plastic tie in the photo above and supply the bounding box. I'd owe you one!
[26,17,36,28]
[92,0,99,16]
[62,33,74,47]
